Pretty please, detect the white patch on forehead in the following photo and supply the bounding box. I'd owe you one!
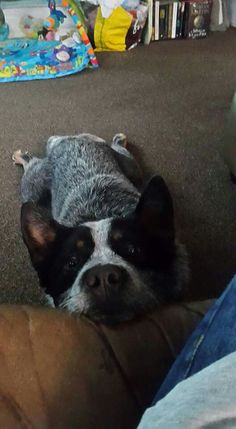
[73,217,141,280]
[70,218,121,291]
[85,219,113,260]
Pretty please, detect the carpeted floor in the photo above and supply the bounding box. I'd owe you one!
[0,30,235,306]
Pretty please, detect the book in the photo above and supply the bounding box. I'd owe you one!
[180,1,187,37]
[164,3,169,38]
[168,3,173,38]
[175,1,182,37]
[154,1,160,40]
[143,0,154,44]
[184,0,212,39]
[159,2,167,39]
[171,1,178,38]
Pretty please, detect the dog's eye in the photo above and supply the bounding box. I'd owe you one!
[112,231,123,241]
[64,256,78,271]
[127,244,141,256]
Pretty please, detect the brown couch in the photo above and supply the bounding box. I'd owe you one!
[0,300,212,429]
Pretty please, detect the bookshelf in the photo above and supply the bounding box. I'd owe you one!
[144,0,213,44]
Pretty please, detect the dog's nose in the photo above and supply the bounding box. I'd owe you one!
[83,264,126,290]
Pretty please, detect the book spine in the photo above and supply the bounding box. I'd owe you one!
[164,4,169,39]
[155,1,160,40]
[185,1,191,38]
[180,1,187,38]
[168,3,173,39]
[159,4,166,40]
[151,0,155,41]
[176,2,182,38]
[143,0,154,44]
[171,2,178,39]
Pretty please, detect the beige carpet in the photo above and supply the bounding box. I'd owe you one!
[0,30,235,306]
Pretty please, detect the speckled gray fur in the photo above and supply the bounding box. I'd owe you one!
[21,133,140,225]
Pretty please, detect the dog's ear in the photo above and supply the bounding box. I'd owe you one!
[135,175,175,241]
[21,202,59,266]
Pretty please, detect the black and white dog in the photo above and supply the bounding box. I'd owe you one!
[13,133,188,323]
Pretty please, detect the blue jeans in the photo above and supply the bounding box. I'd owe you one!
[153,274,236,404]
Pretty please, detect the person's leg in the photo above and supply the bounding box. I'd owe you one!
[153,274,236,403]
[138,351,236,429]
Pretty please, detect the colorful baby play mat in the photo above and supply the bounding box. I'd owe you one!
[0,0,98,82]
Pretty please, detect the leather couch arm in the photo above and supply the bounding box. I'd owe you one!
[0,301,212,429]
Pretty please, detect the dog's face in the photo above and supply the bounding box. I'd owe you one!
[21,176,188,323]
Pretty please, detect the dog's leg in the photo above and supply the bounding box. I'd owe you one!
[12,150,33,170]
[112,133,128,149]
[13,150,51,205]
[111,134,143,189]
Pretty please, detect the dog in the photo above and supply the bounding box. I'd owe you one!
[13,133,188,323]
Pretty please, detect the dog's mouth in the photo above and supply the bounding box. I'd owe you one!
[84,294,142,324]
[55,279,158,325]
[55,290,135,324]
[50,262,161,324]
[53,270,139,324]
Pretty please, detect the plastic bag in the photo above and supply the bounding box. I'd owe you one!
[80,1,148,51]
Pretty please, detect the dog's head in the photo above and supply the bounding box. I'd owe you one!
[21,176,188,323]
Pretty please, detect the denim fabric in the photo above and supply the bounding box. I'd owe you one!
[138,351,236,429]
[154,275,236,404]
